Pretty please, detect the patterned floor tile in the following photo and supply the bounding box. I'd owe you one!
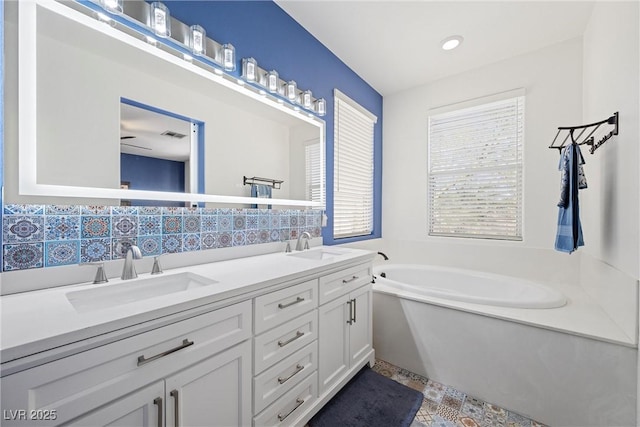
[372,360,545,427]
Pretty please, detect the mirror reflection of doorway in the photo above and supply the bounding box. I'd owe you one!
[120,100,198,207]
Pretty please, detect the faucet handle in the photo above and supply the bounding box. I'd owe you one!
[80,262,109,284]
[151,255,163,275]
[285,242,292,253]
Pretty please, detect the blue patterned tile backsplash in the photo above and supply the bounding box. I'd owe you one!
[2,205,322,272]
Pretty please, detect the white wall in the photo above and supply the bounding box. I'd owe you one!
[379,38,584,278]
[582,1,639,281]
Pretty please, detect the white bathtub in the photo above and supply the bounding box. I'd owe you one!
[372,264,566,309]
[370,263,636,426]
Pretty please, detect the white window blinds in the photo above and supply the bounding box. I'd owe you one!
[334,90,377,239]
[428,92,524,240]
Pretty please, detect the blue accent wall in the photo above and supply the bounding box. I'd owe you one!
[120,153,185,207]
[162,1,383,244]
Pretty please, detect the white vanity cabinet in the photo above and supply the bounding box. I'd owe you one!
[0,301,252,427]
[318,264,373,394]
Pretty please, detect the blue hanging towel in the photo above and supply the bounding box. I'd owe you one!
[250,184,272,209]
[555,143,585,253]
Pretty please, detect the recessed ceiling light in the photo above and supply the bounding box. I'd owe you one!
[441,35,463,51]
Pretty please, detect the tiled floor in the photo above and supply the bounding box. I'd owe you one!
[372,359,548,427]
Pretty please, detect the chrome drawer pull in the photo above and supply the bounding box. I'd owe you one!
[353,298,357,323]
[342,275,358,284]
[278,364,304,384]
[278,296,305,309]
[277,398,305,422]
[170,390,180,427]
[153,397,163,427]
[137,339,194,366]
[278,331,304,347]
[347,300,353,325]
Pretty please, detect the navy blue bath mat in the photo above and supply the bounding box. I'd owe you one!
[309,366,423,427]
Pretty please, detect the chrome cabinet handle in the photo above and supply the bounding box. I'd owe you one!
[153,397,163,427]
[278,364,304,385]
[342,275,358,284]
[278,331,304,347]
[278,296,305,309]
[353,298,357,323]
[170,390,179,427]
[277,398,305,422]
[137,339,194,366]
[347,300,353,325]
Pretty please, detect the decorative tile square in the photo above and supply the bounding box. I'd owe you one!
[45,241,80,267]
[3,243,44,271]
[233,214,246,230]
[436,404,459,422]
[245,230,258,245]
[258,215,270,229]
[112,215,138,237]
[441,395,463,411]
[139,235,162,257]
[280,215,290,228]
[507,411,532,427]
[232,231,246,246]
[246,215,259,230]
[201,207,217,215]
[218,232,232,248]
[218,208,232,216]
[270,230,280,242]
[81,216,111,238]
[183,215,201,233]
[45,216,81,241]
[201,215,218,233]
[3,216,45,243]
[138,215,162,236]
[162,216,183,235]
[162,235,183,253]
[80,238,111,263]
[183,233,201,252]
[218,215,232,231]
[201,233,217,249]
[461,400,485,420]
[112,238,138,259]
[290,215,299,227]
[258,229,270,244]
[279,229,290,241]
[81,206,110,215]
[3,204,45,215]
[45,205,81,215]
[311,226,322,238]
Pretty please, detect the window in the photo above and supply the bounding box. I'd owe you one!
[428,90,524,240]
[333,89,377,239]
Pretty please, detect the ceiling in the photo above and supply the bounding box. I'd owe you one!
[120,103,192,162]
[275,1,595,95]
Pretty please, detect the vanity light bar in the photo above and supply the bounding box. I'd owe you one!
[82,0,326,116]
[241,60,325,116]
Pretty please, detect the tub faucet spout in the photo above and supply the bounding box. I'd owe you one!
[295,231,311,251]
[121,245,143,280]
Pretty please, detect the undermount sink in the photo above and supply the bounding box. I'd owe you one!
[67,272,217,313]
[287,248,347,260]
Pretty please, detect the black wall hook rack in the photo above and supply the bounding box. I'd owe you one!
[243,176,284,189]
[549,112,619,154]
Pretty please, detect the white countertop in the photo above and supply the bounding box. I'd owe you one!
[1,246,375,368]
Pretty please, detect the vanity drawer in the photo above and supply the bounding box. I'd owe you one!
[254,279,318,335]
[319,263,372,305]
[0,301,252,426]
[254,310,317,374]
[254,341,318,414]
[253,371,317,427]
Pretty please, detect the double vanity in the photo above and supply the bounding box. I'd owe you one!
[0,246,375,426]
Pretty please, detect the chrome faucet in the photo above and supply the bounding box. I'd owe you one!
[295,231,311,251]
[121,245,143,280]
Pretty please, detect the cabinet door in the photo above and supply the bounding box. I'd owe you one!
[317,295,350,394]
[165,341,251,427]
[66,381,164,427]
[349,284,373,367]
